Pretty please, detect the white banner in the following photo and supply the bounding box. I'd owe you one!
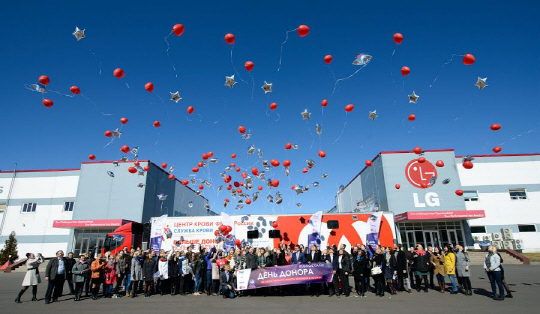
[366,212,383,249]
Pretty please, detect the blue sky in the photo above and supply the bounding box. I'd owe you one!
[1,1,539,214]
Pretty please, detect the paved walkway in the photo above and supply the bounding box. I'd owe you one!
[1,265,539,314]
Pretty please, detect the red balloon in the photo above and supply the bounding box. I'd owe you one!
[192,167,199,172]
[199,184,204,190]
[173,24,185,36]
[418,157,426,163]
[302,168,308,173]
[224,175,232,183]
[345,104,354,112]
[104,130,112,137]
[70,86,81,94]
[271,179,280,187]
[88,154,96,160]
[38,75,50,86]
[401,66,410,76]
[153,121,161,127]
[169,174,175,180]
[219,225,227,232]
[43,99,53,108]
[271,159,280,167]
[225,198,230,202]
[234,181,240,188]
[493,146,502,153]
[270,102,277,110]
[365,160,372,167]
[252,167,259,176]
[121,145,130,153]
[128,167,137,174]
[395,184,401,189]
[144,166,150,171]
[413,147,422,154]
[321,99,328,107]
[258,186,263,191]
[455,190,464,196]
[215,230,219,236]
[235,167,241,172]
[462,161,474,169]
[463,54,475,65]
[181,179,188,185]
[436,160,445,167]
[324,55,333,64]
[393,33,403,44]
[224,33,235,44]
[120,117,128,124]
[241,172,247,179]
[297,25,310,37]
[491,124,501,131]
[231,154,237,159]
[226,225,232,233]
[187,106,194,114]
[236,188,242,193]
[202,154,208,160]
[283,160,291,167]
[235,239,241,246]
[318,150,326,158]
[113,68,125,78]
[227,185,232,190]
[285,143,292,150]
[207,151,214,157]
[161,163,167,168]
[238,126,246,134]
[408,114,416,121]
[145,82,154,92]
[198,162,204,167]
[230,163,236,167]
[134,161,141,166]
[245,61,254,72]
[272,221,278,228]
[246,199,252,205]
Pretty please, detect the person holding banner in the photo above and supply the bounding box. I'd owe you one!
[326,248,339,297]
[306,244,323,297]
[220,264,235,299]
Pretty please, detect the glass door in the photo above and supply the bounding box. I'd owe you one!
[423,230,441,249]
[74,238,89,257]
[447,230,459,246]
[404,231,416,249]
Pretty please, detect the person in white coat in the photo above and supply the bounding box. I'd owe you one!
[15,253,43,303]
[157,249,173,295]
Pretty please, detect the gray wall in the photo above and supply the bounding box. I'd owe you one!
[382,151,466,214]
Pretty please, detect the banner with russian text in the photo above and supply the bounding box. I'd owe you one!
[366,212,382,249]
[307,211,323,248]
[236,262,333,290]
[150,215,168,253]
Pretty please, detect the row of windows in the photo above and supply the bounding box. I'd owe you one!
[463,189,528,202]
[470,225,537,233]
[21,202,74,213]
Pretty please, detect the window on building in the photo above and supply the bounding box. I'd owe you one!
[509,189,527,200]
[470,226,486,233]
[22,203,37,213]
[463,190,479,201]
[64,202,74,212]
[518,225,536,232]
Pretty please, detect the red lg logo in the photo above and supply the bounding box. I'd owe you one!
[405,159,437,189]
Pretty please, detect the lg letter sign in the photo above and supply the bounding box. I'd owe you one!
[405,159,440,208]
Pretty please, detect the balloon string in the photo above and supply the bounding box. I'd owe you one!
[306,121,315,151]
[249,72,255,102]
[332,116,348,144]
[277,28,299,72]
[88,48,102,76]
[230,45,247,84]
[332,65,367,95]
[153,93,169,117]
[429,54,463,88]
[213,101,227,124]
[164,31,179,78]
[497,125,539,147]
[80,94,114,116]
[125,83,130,89]
[154,130,160,154]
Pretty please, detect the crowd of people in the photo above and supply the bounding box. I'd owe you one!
[14,242,514,304]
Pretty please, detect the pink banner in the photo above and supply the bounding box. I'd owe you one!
[53,219,126,228]
[395,210,485,222]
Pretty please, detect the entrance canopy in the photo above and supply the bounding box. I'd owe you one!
[53,219,132,230]
[395,210,485,222]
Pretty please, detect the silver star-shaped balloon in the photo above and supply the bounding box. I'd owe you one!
[120,157,128,162]
[131,147,139,155]
[301,109,311,120]
[204,204,210,210]
[188,201,193,208]
[30,83,47,93]
[107,171,115,177]
[294,186,304,195]
[261,81,272,93]
[442,178,451,185]
[224,75,237,88]
[275,192,283,204]
[247,145,256,154]
[190,177,197,185]
[112,129,122,138]
[292,144,298,149]
[338,185,345,193]
[303,185,310,191]
[368,110,378,121]
[137,183,145,188]
[157,194,167,201]
[252,192,259,202]
[210,158,218,163]
[284,167,290,176]
[257,149,263,158]
[217,185,223,192]
[223,201,228,208]
[242,133,252,140]
[322,173,328,179]
[262,160,269,167]
[313,182,320,187]
[408,91,419,104]
[296,203,302,207]
[316,124,322,135]
[475,77,488,90]
[307,159,316,167]
[170,91,182,103]
[353,53,372,66]
[267,194,274,203]
[72,27,85,41]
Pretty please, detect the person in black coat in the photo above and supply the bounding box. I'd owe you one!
[325,249,339,297]
[306,244,323,297]
[168,252,179,295]
[245,247,258,270]
[395,245,408,291]
[64,252,76,296]
[44,250,66,304]
[352,248,368,296]
[413,244,431,293]
[371,249,386,297]
[142,251,157,297]
[220,264,235,299]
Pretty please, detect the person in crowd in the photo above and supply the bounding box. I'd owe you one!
[90,253,106,300]
[430,246,446,293]
[192,253,205,295]
[443,245,459,294]
[426,246,434,289]
[71,254,90,301]
[371,248,385,297]
[204,247,216,295]
[336,249,351,297]
[123,249,132,297]
[142,251,157,297]
[169,251,180,295]
[64,252,76,296]
[484,245,505,301]
[157,249,173,296]
[352,248,368,296]
[130,251,143,298]
[406,247,416,289]
[104,252,117,298]
[306,244,323,297]
[210,250,220,296]
[15,252,43,303]
[413,244,431,293]
[395,245,409,292]
[326,248,339,297]
[220,264,235,299]
[115,251,127,297]
[245,247,258,270]
[496,251,513,298]
[44,250,66,304]
[83,252,92,297]
[455,245,472,296]
[291,245,305,264]
[178,250,190,295]
[384,247,397,295]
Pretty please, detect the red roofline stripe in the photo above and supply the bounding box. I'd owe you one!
[381,149,454,154]
[455,153,540,158]
[0,168,80,174]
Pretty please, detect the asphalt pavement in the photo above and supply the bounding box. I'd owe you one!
[1,265,539,314]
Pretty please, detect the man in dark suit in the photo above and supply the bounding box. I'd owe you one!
[45,250,66,304]
[335,249,351,297]
[395,244,408,291]
[306,244,323,297]
[291,245,305,264]
[64,252,76,295]
[220,264,235,299]
[326,248,339,297]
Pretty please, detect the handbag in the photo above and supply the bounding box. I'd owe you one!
[371,261,383,275]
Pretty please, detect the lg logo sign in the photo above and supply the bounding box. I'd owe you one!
[405,159,440,208]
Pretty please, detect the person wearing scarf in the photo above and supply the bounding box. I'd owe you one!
[484,245,505,301]
[413,244,431,292]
